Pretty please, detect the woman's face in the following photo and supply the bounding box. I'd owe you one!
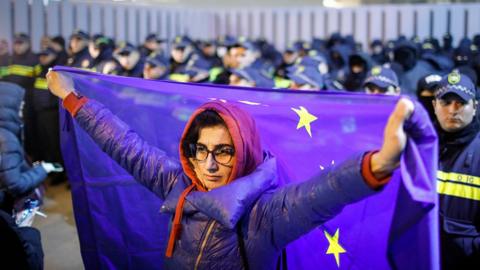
[190,125,235,191]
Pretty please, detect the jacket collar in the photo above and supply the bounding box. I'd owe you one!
[161,152,278,229]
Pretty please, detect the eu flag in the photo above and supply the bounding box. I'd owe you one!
[56,66,439,269]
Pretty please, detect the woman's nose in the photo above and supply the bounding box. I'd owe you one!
[205,153,218,171]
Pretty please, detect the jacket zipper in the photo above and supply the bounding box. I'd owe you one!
[194,220,216,270]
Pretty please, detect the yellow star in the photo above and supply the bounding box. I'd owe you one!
[291,106,318,137]
[324,228,346,268]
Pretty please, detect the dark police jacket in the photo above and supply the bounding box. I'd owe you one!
[2,51,39,93]
[437,120,480,269]
[67,47,91,69]
[32,64,58,111]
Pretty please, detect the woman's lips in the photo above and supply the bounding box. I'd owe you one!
[205,175,222,181]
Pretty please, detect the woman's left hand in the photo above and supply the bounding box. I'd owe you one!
[371,98,415,179]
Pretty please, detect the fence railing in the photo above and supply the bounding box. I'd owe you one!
[0,0,479,52]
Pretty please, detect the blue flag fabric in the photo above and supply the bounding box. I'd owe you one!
[55,66,439,270]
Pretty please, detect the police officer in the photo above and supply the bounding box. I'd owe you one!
[433,71,480,269]
[183,54,212,83]
[342,52,373,92]
[363,65,401,95]
[143,53,170,80]
[3,33,38,90]
[50,36,68,66]
[210,37,242,84]
[393,40,435,96]
[370,39,388,65]
[275,42,302,79]
[442,33,455,59]
[170,36,195,75]
[139,34,165,58]
[198,40,222,68]
[421,39,454,73]
[416,73,443,122]
[88,35,118,74]
[31,48,65,184]
[3,33,40,160]
[114,42,144,78]
[454,38,476,68]
[328,43,352,83]
[67,30,91,68]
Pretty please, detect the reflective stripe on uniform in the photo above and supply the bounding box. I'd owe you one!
[0,66,9,77]
[437,171,480,186]
[34,64,42,76]
[8,64,35,77]
[437,170,480,201]
[34,77,48,90]
[169,73,190,82]
[209,67,223,82]
[274,77,292,89]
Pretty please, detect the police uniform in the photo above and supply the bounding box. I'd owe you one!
[32,48,63,166]
[67,30,92,69]
[115,43,144,78]
[88,36,119,74]
[3,33,40,160]
[435,72,480,269]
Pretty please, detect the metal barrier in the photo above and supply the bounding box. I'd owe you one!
[0,0,479,52]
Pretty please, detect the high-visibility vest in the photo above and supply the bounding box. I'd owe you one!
[34,77,48,90]
[7,64,39,77]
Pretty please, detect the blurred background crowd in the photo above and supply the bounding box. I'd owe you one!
[1,29,480,169]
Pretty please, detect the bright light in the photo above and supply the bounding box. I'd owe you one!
[323,0,342,8]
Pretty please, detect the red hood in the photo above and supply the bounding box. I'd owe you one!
[179,100,263,191]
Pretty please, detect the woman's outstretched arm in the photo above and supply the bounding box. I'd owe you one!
[46,70,182,200]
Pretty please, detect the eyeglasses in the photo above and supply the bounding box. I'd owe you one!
[190,143,235,165]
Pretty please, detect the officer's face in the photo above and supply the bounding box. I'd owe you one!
[283,51,298,65]
[433,94,477,132]
[145,40,159,51]
[70,37,87,54]
[201,44,215,57]
[118,51,140,70]
[143,63,166,80]
[351,64,365,74]
[50,42,63,53]
[171,47,185,63]
[229,47,246,69]
[190,125,235,191]
[88,42,100,59]
[365,84,399,96]
[13,40,29,55]
[39,53,56,66]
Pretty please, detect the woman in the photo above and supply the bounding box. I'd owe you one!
[46,70,413,269]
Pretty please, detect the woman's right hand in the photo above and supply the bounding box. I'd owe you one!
[46,70,75,100]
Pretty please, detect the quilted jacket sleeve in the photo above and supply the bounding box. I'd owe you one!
[0,135,47,197]
[260,153,378,249]
[74,100,182,200]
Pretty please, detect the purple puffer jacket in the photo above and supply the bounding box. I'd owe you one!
[73,99,378,270]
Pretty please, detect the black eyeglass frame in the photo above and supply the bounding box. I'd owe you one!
[189,143,235,165]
